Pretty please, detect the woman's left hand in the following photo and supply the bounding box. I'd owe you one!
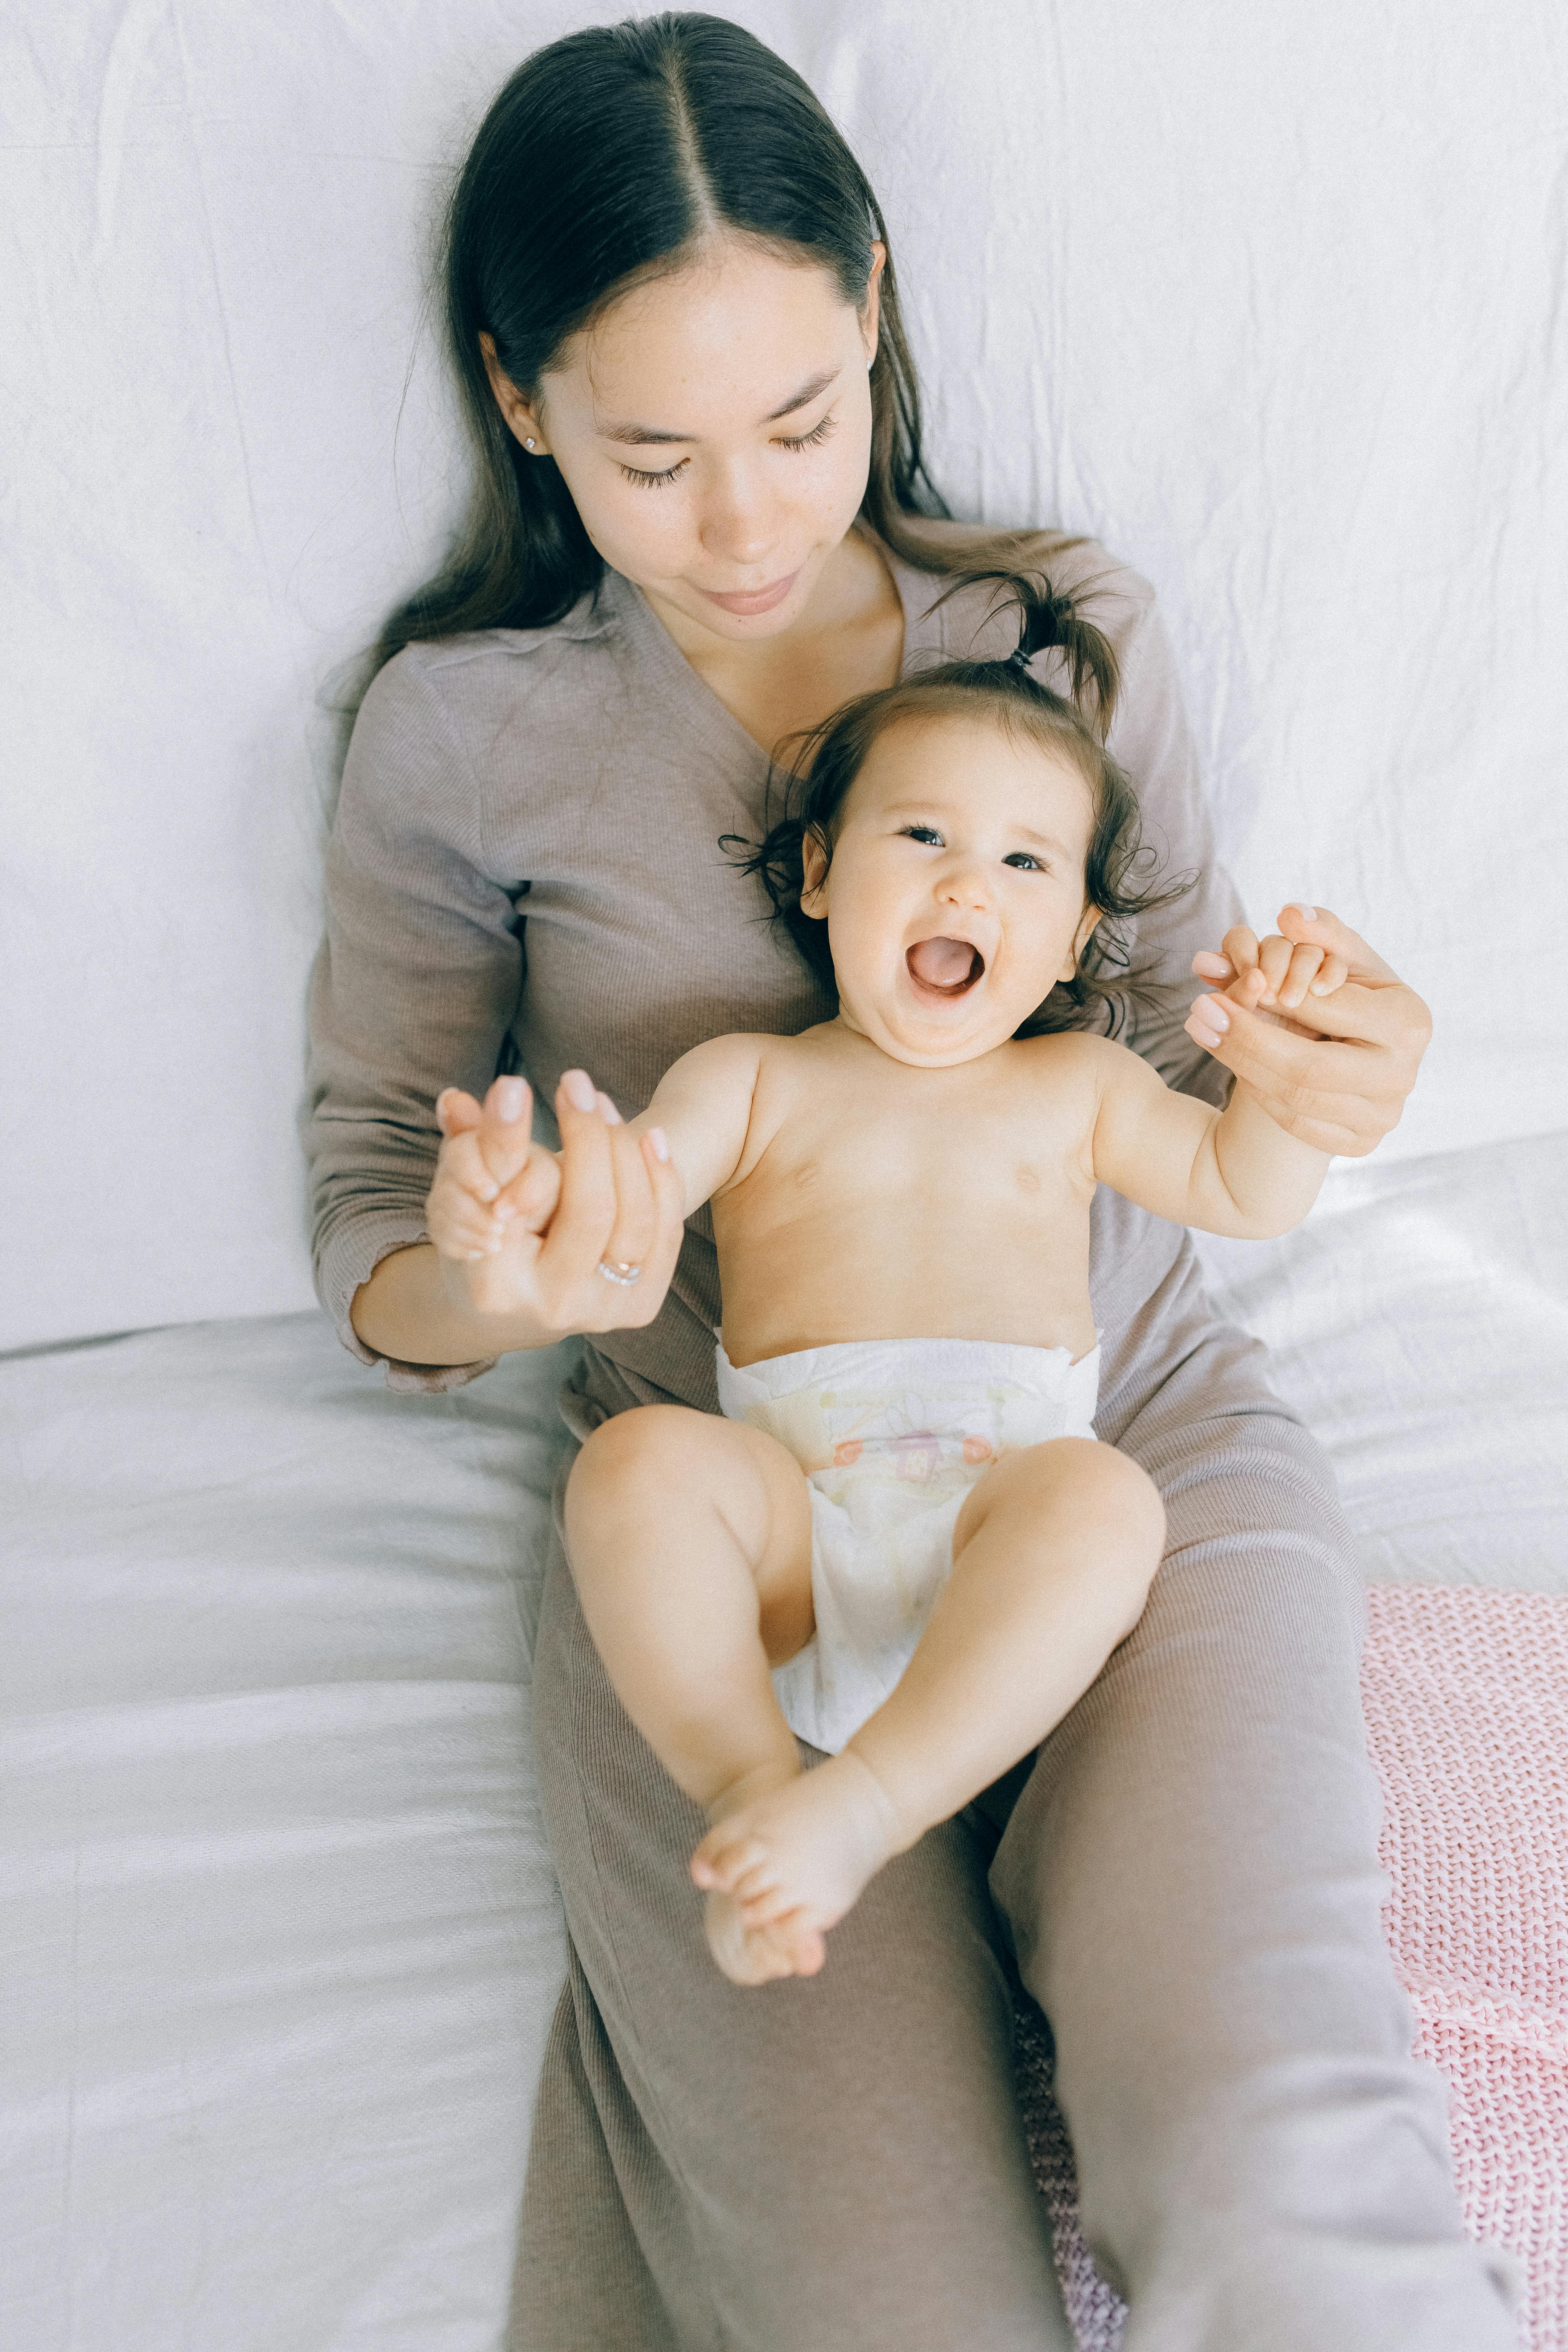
[1185,904,1432,1157]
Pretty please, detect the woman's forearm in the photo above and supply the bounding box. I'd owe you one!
[350,1241,561,1367]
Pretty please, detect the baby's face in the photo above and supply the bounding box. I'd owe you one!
[801,712,1100,1067]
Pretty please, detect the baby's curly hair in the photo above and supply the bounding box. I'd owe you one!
[733,568,1189,1026]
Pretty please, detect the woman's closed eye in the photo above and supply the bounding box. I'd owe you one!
[620,413,838,489]
[776,413,837,456]
[620,455,690,490]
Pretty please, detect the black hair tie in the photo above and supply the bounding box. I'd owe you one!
[1008,589,1072,672]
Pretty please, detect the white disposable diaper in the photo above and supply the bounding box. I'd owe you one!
[715,1334,1101,1755]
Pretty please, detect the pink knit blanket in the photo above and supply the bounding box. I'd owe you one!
[1017,1585,1568,2352]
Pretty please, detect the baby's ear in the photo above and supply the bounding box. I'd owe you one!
[799,825,831,919]
[1059,903,1102,981]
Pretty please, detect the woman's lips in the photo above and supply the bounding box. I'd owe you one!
[696,570,801,617]
[906,937,985,995]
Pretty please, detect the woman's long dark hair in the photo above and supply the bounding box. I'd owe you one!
[367,11,1057,685]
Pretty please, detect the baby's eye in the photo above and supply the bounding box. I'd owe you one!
[900,825,944,847]
[1003,852,1044,873]
[620,457,689,490]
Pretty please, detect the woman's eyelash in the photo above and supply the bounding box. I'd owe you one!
[778,413,837,454]
[618,412,836,488]
[621,457,688,490]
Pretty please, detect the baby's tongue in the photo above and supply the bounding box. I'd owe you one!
[908,935,977,989]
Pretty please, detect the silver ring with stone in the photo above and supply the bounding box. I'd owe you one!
[596,1258,643,1287]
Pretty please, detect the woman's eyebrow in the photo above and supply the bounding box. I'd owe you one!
[597,366,841,447]
[763,365,840,421]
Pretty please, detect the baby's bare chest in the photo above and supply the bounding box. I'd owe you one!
[732,1066,1093,1246]
[713,1061,1099,1358]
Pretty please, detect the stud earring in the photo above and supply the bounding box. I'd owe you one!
[524,436,537,450]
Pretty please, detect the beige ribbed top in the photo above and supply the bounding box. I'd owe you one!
[303,533,1239,1410]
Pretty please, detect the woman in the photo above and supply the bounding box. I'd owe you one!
[305,16,1515,2349]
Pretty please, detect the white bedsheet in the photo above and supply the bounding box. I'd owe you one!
[3,1132,1563,2351]
[2,1320,574,2352]
[1196,1127,1568,1592]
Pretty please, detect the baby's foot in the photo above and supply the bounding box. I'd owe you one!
[689,1761,822,1984]
[691,1750,903,1985]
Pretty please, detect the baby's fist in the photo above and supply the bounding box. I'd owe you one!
[1194,905,1349,1020]
[427,1077,559,1261]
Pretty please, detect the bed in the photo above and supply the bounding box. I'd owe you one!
[4,6,1565,2347]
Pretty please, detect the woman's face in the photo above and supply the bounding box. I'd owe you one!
[483,234,882,643]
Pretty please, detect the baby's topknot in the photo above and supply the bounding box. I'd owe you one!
[1010,586,1072,665]
[937,568,1119,737]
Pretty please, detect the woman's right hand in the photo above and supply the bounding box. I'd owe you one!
[427,1069,686,1337]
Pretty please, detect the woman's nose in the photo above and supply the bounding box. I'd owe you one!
[697,461,776,568]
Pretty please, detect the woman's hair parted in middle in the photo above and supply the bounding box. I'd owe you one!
[371,9,947,680]
[736,571,1191,1025]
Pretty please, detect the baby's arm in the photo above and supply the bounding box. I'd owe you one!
[1081,1032,1333,1241]
[625,1034,766,1216]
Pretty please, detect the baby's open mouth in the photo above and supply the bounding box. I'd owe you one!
[906,936,985,995]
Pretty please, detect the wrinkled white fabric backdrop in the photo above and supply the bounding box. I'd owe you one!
[3,0,1565,1353]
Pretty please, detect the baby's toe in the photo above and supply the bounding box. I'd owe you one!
[737,1878,795,1925]
[778,1915,826,1976]
[704,1898,776,1984]
[729,1853,788,1902]
[691,1828,761,1893]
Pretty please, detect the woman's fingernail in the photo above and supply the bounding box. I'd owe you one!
[1288,903,1318,922]
[646,1125,670,1163]
[1198,995,1230,1032]
[597,1092,623,1125]
[495,1201,515,1221]
[1187,1021,1223,1052]
[495,1077,526,1123]
[561,1069,596,1113]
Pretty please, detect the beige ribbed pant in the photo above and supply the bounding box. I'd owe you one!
[515,1219,1519,2351]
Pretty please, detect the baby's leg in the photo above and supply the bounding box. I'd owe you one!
[695,1439,1165,1944]
[564,1406,825,1983]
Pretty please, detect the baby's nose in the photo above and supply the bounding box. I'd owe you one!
[940,863,991,910]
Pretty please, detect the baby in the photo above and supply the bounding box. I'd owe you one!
[427,574,1352,1987]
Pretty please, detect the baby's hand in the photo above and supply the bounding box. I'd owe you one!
[1191,903,1349,1040]
[427,1077,560,1263]
[424,1070,686,1336]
